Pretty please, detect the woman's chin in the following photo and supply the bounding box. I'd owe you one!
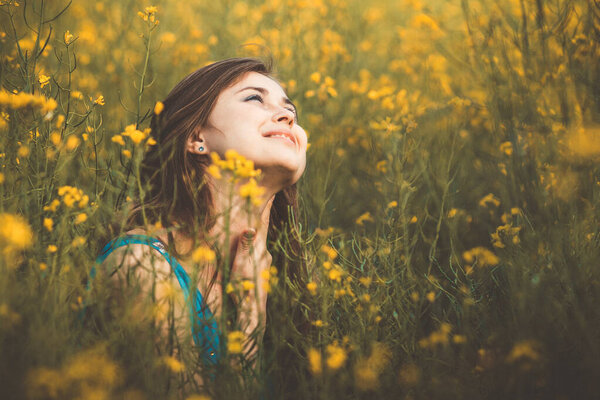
[257,160,305,188]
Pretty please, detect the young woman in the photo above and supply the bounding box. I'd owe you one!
[95,58,308,378]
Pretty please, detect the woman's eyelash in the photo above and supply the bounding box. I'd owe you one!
[245,94,263,102]
[245,94,297,116]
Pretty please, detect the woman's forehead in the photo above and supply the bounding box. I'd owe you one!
[227,71,286,97]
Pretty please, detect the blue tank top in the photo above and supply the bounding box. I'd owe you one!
[93,234,221,366]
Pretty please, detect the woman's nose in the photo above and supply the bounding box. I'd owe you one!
[273,108,295,126]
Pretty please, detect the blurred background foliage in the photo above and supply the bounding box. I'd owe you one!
[1,0,600,398]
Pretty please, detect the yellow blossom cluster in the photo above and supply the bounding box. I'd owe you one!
[506,340,541,363]
[239,178,265,206]
[26,346,121,399]
[260,266,278,293]
[0,90,57,118]
[305,72,338,100]
[191,245,216,263]
[491,215,522,248]
[49,186,89,209]
[209,150,261,179]
[0,213,33,257]
[418,323,456,349]
[353,342,392,391]
[326,343,348,370]
[463,247,500,269]
[112,124,155,147]
[138,6,159,25]
[306,342,349,375]
[227,330,245,354]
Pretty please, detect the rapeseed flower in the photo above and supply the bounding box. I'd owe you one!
[506,340,541,363]
[227,331,245,354]
[356,212,373,225]
[192,246,216,263]
[239,178,265,206]
[74,213,87,225]
[154,101,164,115]
[0,213,33,256]
[43,218,53,232]
[308,348,322,375]
[162,356,185,373]
[38,74,50,88]
[463,247,499,268]
[326,343,347,371]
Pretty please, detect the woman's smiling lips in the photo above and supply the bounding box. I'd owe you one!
[263,130,297,146]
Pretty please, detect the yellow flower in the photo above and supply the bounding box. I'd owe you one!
[93,95,105,106]
[0,213,33,255]
[479,193,500,208]
[47,244,58,253]
[64,30,75,45]
[43,199,60,212]
[452,334,467,344]
[71,236,86,247]
[38,74,50,88]
[387,201,398,209]
[122,124,149,144]
[239,178,265,206]
[409,216,418,224]
[17,146,29,157]
[207,164,221,179]
[186,395,211,400]
[326,344,347,371]
[225,282,234,294]
[49,132,61,146]
[241,280,255,291]
[426,291,435,302]
[162,356,185,372]
[110,135,124,146]
[308,348,322,375]
[192,245,216,263]
[500,141,513,156]
[462,247,499,268]
[321,244,338,260]
[43,218,53,232]
[306,282,317,295]
[356,211,373,225]
[328,269,342,282]
[122,149,132,158]
[154,101,164,115]
[227,331,245,354]
[65,136,80,151]
[74,213,87,225]
[506,340,540,363]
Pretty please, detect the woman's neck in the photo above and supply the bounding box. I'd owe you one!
[146,179,277,261]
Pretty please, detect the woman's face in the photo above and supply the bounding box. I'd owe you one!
[191,72,308,187]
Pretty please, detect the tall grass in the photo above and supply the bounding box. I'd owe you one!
[1,0,599,398]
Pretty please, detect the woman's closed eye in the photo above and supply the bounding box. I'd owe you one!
[244,94,297,115]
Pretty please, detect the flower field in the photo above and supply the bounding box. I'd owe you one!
[1,0,600,399]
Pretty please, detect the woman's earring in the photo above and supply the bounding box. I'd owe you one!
[198,146,204,152]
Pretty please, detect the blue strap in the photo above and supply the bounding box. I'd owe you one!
[93,234,221,365]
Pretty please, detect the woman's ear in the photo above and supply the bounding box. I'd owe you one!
[186,133,208,155]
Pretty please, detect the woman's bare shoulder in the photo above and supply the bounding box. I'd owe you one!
[99,237,173,281]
